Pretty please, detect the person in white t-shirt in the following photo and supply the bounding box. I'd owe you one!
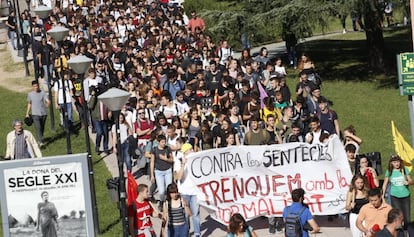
[305,117,329,145]
[159,92,178,123]
[53,72,74,129]
[83,68,103,102]
[174,143,201,237]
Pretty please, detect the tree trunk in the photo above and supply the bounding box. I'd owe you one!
[363,0,385,71]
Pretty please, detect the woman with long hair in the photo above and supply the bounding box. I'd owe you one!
[194,122,213,151]
[297,53,315,73]
[221,117,241,146]
[356,155,379,189]
[382,155,413,231]
[345,174,369,237]
[226,213,257,237]
[171,116,186,138]
[161,183,191,237]
[239,48,252,69]
[229,104,245,143]
[112,112,133,171]
[182,108,201,147]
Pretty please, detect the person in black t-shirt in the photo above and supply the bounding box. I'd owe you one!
[5,10,17,50]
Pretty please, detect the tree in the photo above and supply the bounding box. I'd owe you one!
[362,0,385,70]
[190,0,389,70]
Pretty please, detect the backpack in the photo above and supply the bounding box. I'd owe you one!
[284,206,306,237]
[160,104,179,116]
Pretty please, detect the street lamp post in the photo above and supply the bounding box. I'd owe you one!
[67,55,100,236]
[33,5,55,132]
[98,88,130,237]
[48,26,71,154]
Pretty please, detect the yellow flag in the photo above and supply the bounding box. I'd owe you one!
[391,121,414,171]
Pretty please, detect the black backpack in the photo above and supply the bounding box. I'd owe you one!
[285,206,306,237]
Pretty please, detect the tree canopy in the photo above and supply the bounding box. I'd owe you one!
[184,0,411,70]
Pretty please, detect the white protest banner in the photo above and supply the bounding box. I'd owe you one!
[187,135,353,224]
[0,154,94,237]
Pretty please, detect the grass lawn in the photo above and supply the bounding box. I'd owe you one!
[0,85,122,235]
[0,25,414,234]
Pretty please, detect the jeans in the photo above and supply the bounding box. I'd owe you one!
[8,30,16,49]
[59,103,73,129]
[391,195,410,230]
[181,194,200,236]
[93,120,109,151]
[32,115,47,143]
[42,64,53,85]
[168,222,189,237]
[154,168,173,201]
[122,142,132,171]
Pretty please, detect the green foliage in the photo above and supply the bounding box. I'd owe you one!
[282,27,412,160]
[186,0,339,49]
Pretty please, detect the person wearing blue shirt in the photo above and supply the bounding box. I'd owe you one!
[282,188,320,237]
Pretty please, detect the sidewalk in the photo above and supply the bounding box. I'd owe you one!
[233,31,345,59]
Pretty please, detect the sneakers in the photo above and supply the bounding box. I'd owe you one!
[276,220,283,233]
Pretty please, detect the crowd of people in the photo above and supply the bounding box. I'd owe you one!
[3,0,413,236]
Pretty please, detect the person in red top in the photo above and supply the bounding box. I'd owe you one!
[135,108,155,145]
[128,184,161,237]
[187,11,205,34]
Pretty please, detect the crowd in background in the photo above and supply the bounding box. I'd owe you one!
[4,0,413,236]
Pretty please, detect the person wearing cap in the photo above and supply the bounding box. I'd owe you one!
[316,96,340,135]
[382,155,413,232]
[175,143,201,237]
[5,119,42,159]
[26,80,50,147]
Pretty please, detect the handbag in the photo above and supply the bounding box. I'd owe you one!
[24,115,33,126]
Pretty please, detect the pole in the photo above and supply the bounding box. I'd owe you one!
[58,47,72,154]
[409,0,414,147]
[115,111,128,237]
[44,38,55,132]
[80,72,100,235]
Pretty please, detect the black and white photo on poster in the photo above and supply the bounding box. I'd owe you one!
[0,154,94,237]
